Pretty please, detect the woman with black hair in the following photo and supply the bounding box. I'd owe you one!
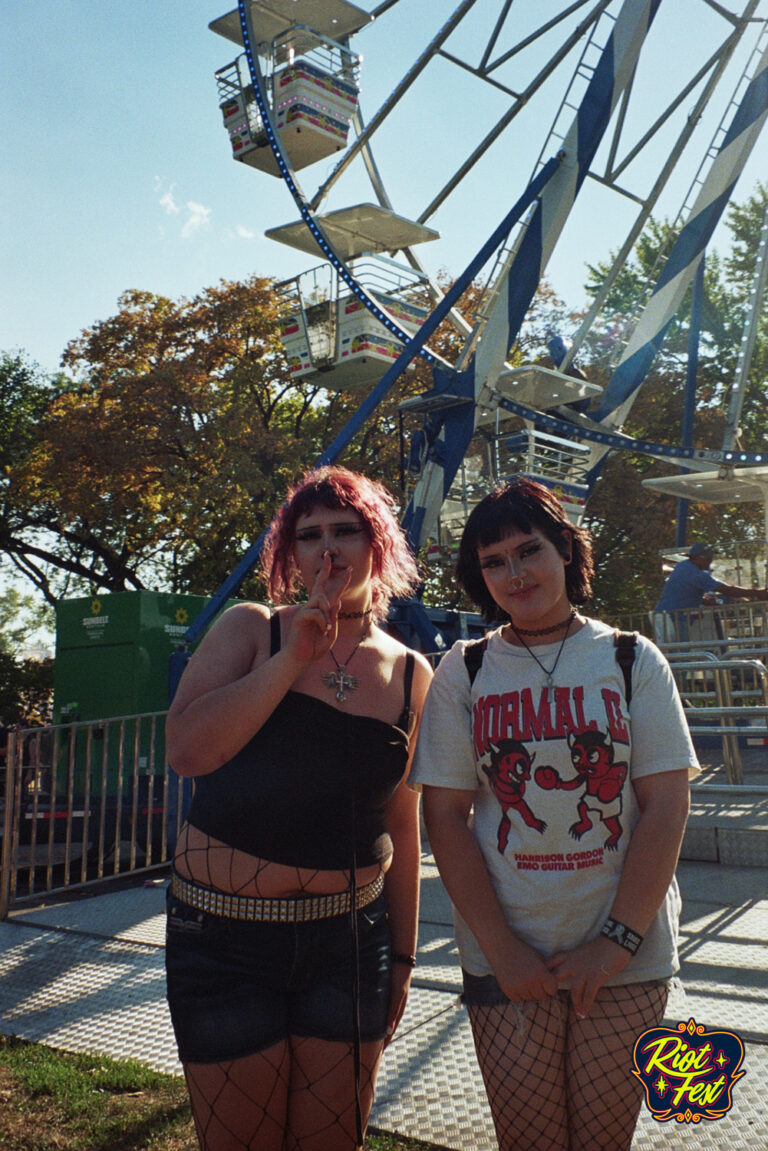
[411,478,698,1151]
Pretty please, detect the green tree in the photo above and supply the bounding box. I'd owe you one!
[0,588,54,725]
[0,587,53,655]
[0,353,71,603]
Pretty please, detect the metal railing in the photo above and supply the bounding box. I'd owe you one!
[608,604,768,783]
[1,713,186,919]
[612,602,768,652]
[668,657,768,785]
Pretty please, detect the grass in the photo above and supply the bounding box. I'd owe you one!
[0,1035,446,1151]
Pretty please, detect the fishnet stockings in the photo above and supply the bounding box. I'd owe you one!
[174,825,328,897]
[184,1037,383,1151]
[468,982,668,1151]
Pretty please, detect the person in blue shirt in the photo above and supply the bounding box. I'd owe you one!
[654,542,767,641]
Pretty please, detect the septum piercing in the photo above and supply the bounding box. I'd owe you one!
[511,575,524,591]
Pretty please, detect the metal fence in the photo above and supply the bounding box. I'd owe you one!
[668,657,768,785]
[609,602,768,784]
[1,713,186,918]
[613,601,768,653]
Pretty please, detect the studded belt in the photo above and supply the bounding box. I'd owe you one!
[169,871,384,924]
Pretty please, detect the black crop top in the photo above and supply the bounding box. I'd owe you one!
[186,614,415,870]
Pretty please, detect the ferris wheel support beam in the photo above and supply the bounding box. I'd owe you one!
[561,10,757,370]
[722,200,768,452]
[481,0,514,71]
[419,0,613,226]
[307,0,480,214]
[473,0,663,397]
[675,257,707,547]
[704,0,744,23]
[348,106,474,339]
[589,33,768,446]
[320,156,562,469]
[484,0,600,72]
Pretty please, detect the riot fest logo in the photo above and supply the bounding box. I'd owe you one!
[632,1018,745,1123]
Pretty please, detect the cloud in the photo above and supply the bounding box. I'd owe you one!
[235,224,258,240]
[155,178,180,215]
[181,201,212,239]
[154,179,211,239]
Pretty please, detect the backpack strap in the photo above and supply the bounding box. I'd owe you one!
[463,636,489,687]
[613,630,638,705]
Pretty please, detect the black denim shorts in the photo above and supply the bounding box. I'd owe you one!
[165,888,391,1064]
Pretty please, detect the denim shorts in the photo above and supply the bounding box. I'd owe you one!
[461,969,511,1007]
[165,888,391,1064]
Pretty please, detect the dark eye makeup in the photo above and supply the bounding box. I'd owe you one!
[294,523,365,542]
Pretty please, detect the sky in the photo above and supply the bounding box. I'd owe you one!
[3,0,767,381]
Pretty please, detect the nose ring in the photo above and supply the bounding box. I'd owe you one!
[511,575,524,591]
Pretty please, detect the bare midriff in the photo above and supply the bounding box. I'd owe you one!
[172,821,388,898]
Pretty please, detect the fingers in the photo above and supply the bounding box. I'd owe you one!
[303,604,332,636]
[309,550,333,598]
[540,970,559,997]
[309,552,353,615]
[571,978,600,1019]
[333,563,353,607]
[307,553,339,635]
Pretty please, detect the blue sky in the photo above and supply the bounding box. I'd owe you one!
[2,0,766,380]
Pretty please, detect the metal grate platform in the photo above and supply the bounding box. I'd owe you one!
[1,857,766,1150]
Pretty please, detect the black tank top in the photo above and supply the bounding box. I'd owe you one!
[186,614,415,870]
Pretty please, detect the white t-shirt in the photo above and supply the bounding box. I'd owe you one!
[411,618,700,984]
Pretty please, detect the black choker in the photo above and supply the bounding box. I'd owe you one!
[338,608,372,620]
[511,609,576,636]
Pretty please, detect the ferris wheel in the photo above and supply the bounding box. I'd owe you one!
[191,0,768,642]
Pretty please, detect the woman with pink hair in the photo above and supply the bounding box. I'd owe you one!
[165,466,431,1151]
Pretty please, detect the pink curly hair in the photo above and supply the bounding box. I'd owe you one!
[261,466,419,623]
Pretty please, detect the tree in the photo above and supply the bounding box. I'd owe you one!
[0,353,70,601]
[0,588,54,726]
[3,280,333,600]
[0,587,53,656]
[0,651,53,727]
[1,275,447,604]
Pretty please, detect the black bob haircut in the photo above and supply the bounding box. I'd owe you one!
[455,478,594,623]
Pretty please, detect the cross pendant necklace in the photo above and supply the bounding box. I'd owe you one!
[322,664,358,703]
[321,626,368,703]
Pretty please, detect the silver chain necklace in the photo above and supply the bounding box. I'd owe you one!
[321,628,368,702]
[508,612,575,688]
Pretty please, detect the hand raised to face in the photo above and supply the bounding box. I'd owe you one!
[285,551,352,666]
